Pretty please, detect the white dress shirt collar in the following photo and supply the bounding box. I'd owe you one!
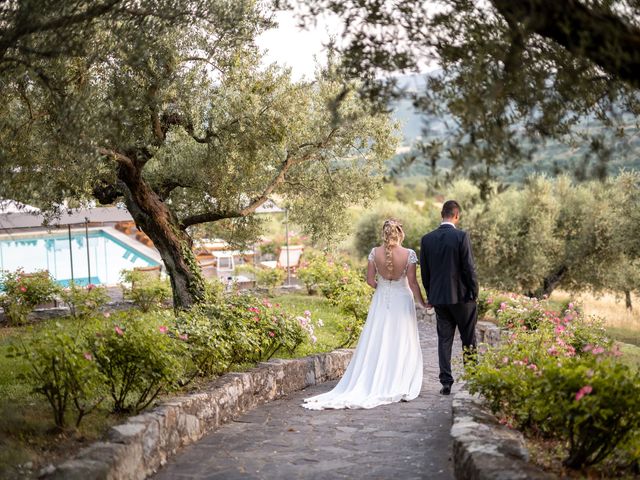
[440,222,456,228]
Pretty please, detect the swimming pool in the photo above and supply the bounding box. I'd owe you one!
[0,229,161,286]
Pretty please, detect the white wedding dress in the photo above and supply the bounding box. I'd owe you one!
[302,248,423,410]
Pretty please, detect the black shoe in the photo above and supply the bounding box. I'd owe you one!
[439,385,452,395]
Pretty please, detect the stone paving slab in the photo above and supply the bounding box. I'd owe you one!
[153,314,462,480]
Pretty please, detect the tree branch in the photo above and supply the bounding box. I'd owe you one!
[0,0,123,61]
[179,129,338,229]
[98,147,135,169]
[154,180,193,200]
[491,0,640,89]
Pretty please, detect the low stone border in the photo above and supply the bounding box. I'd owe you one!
[451,389,554,480]
[450,320,554,479]
[42,349,353,480]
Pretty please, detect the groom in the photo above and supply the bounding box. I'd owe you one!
[420,200,479,395]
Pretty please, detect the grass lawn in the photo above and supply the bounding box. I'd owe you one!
[271,293,348,357]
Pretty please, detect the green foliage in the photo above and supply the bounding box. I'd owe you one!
[466,294,638,469]
[0,269,59,325]
[330,274,372,348]
[255,268,286,293]
[174,291,314,378]
[298,249,342,295]
[468,173,640,299]
[59,283,110,321]
[89,311,183,413]
[173,307,233,378]
[289,1,640,190]
[354,200,438,257]
[120,270,171,312]
[7,322,104,429]
[298,252,373,347]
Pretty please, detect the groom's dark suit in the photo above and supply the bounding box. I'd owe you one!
[420,224,479,387]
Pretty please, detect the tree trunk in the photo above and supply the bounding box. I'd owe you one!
[116,162,206,310]
[625,290,633,311]
[535,265,568,298]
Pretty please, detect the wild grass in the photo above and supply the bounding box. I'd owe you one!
[551,290,640,347]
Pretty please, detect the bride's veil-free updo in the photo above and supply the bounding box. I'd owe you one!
[381,219,405,275]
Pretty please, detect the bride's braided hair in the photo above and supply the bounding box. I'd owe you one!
[381,219,405,274]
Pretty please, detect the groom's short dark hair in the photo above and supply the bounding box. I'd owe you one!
[441,200,461,219]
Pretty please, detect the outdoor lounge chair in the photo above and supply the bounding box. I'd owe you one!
[260,245,304,271]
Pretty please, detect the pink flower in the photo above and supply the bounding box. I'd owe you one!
[554,325,566,335]
[304,310,311,317]
[527,364,538,371]
[502,356,509,364]
[499,302,507,312]
[253,316,260,322]
[83,352,93,361]
[547,346,558,356]
[575,385,593,401]
[159,326,168,334]
[583,344,593,352]
[592,346,605,355]
[248,307,260,313]
[268,331,275,337]
[115,326,124,336]
[262,299,272,308]
[486,297,494,304]
[179,334,189,341]
[568,302,574,310]
[87,283,96,291]
[19,286,27,293]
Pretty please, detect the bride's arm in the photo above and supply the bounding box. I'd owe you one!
[366,259,377,289]
[407,264,427,308]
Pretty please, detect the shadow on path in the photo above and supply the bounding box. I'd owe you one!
[153,315,462,480]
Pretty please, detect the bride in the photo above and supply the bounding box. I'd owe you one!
[302,219,426,410]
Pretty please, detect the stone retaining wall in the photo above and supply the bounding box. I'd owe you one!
[449,320,554,479]
[43,349,353,480]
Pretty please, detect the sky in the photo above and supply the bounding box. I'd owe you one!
[257,10,343,81]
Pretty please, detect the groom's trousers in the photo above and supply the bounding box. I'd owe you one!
[434,302,477,386]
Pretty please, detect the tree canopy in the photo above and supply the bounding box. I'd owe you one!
[0,0,397,308]
[283,0,640,189]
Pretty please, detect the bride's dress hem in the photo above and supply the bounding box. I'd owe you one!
[301,391,420,411]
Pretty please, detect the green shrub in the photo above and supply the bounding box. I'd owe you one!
[330,272,372,347]
[90,311,183,413]
[120,269,171,312]
[201,293,307,364]
[60,283,110,320]
[466,296,637,470]
[0,269,59,325]
[532,355,640,468]
[174,306,234,378]
[255,268,285,293]
[7,322,104,429]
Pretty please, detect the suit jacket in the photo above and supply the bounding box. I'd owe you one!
[420,224,479,305]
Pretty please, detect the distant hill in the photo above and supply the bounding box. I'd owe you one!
[388,73,640,181]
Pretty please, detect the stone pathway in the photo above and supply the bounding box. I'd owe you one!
[153,315,462,480]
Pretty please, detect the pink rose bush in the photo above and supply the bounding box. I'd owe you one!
[466,291,640,470]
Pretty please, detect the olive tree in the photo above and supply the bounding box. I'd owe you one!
[0,1,397,309]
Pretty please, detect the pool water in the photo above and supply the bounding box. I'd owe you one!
[0,230,160,286]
